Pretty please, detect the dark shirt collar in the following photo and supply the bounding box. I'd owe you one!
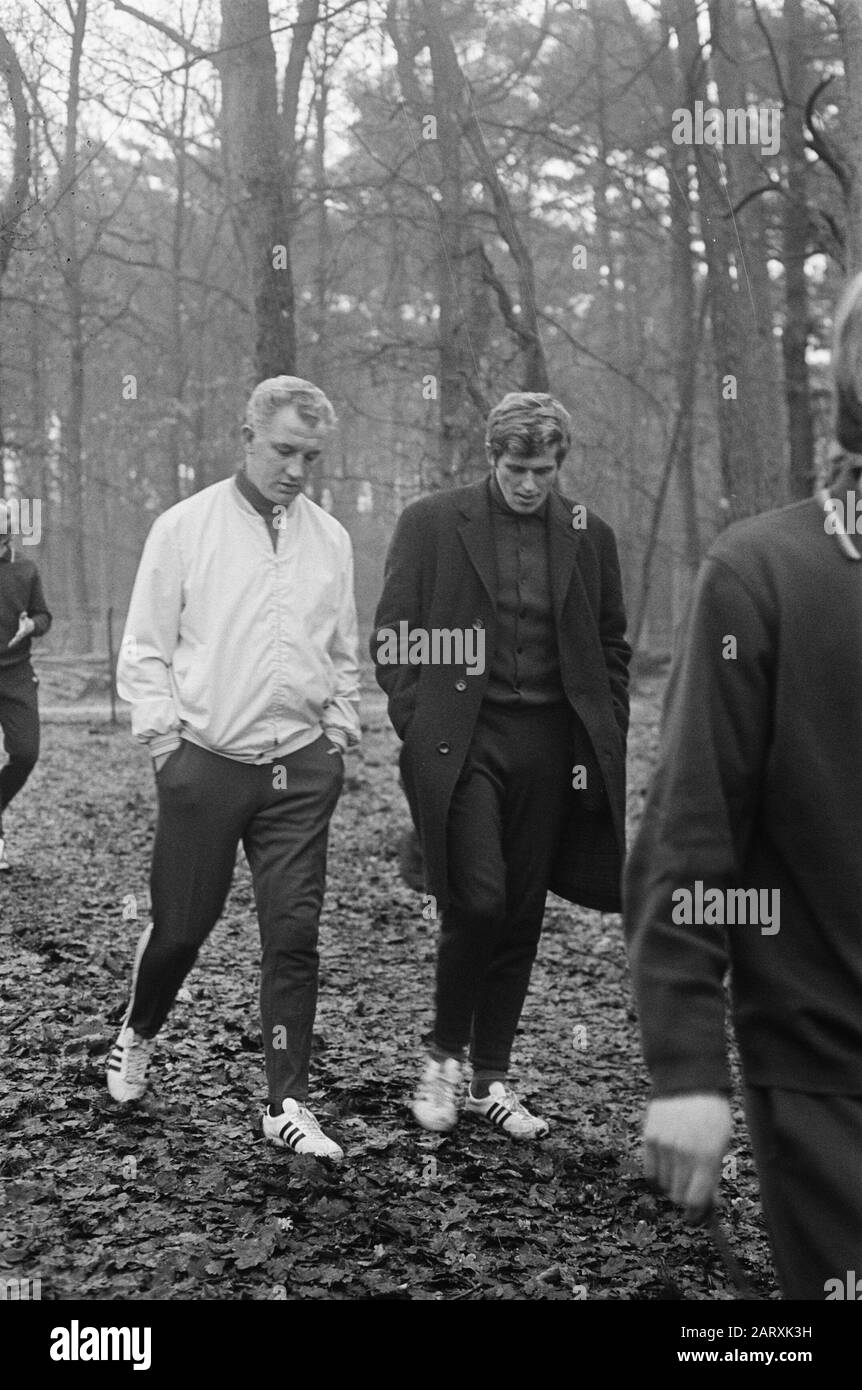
[488,470,549,521]
[234,467,279,519]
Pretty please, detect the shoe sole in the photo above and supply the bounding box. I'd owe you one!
[262,1121,343,1161]
[106,1080,147,1103]
[464,1106,549,1140]
[411,1104,457,1134]
[106,1085,147,1104]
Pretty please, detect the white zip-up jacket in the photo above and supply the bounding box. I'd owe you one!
[117,478,361,762]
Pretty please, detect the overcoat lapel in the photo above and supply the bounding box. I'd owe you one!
[456,483,497,607]
[547,490,585,630]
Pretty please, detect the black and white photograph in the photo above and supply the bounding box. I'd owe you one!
[1,0,860,1359]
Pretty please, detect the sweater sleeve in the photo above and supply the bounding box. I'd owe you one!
[27,567,52,636]
[623,554,775,1096]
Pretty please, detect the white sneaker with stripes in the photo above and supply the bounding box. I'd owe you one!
[106,924,155,1102]
[464,1081,550,1139]
[263,1099,343,1160]
[106,1026,155,1102]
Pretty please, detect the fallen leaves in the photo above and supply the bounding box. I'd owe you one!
[0,679,778,1300]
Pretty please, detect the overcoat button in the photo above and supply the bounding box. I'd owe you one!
[437,742,451,754]
[455,680,467,692]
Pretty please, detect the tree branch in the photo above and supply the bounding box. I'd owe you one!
[805,73,850,193]
[282,0,320,180]
[722,179,785,218]
[0,25,32,280]
[110,2,207,58]
[749,0,790,106]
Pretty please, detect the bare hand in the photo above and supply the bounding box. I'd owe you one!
[643,1093,732,1223]
[8,613,35,649]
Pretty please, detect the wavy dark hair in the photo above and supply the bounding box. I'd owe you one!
[484,392,572,465]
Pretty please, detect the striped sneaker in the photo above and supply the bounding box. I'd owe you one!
[106,1026,154,1102]
[263,1099,343,1160]
[106,923,154,1102]
[464,1082,550,1140]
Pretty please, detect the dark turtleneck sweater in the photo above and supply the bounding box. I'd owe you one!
[625,493,862,1095]
[234,468,281,551]
[484,474,565,707]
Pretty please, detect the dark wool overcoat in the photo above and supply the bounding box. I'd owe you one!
[372,478,631,912]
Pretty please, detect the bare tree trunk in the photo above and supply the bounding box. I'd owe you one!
[167,65,191,507]
[113,0,315,384]
[58,0,92,650]
[668,157,702,576]
[835,0,862,273]
[30,298,49,582]
[423,27,473,483]
[387,0,479,486]
[783,0,816,498]
[310,29,330,388]
[629,287,708,659]
[589,0,640,606]
[282,0,320,199]
[656,0,701,574]
[672,0,772,521]
[218,0,296,379]
[708,0,787,506]
[0,25,31,470]
[421,0,548,392]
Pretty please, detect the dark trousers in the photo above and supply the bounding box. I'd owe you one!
[127,735,344,1105]
[0,661,40,816]
[434,702,573,1075]
[744,1086,862,1299]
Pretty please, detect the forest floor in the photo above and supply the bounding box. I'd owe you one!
[0,669,779,1301]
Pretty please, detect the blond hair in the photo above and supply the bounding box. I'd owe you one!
[244,376,337,437]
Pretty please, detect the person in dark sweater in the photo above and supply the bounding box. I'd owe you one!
[624,272,862,1300]
[0,501,52,871]
[373,392,630,1139]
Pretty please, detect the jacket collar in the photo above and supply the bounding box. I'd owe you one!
[546,489,587,629]
[234,467,276,519]
[455,476,585,614]
[455,478,497,603]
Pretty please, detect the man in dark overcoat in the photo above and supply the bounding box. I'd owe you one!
[373,392,630,1138]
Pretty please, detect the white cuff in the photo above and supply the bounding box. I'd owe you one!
[148,733,182,759]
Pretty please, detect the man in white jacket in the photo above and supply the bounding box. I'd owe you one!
[109,376,360,1160]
